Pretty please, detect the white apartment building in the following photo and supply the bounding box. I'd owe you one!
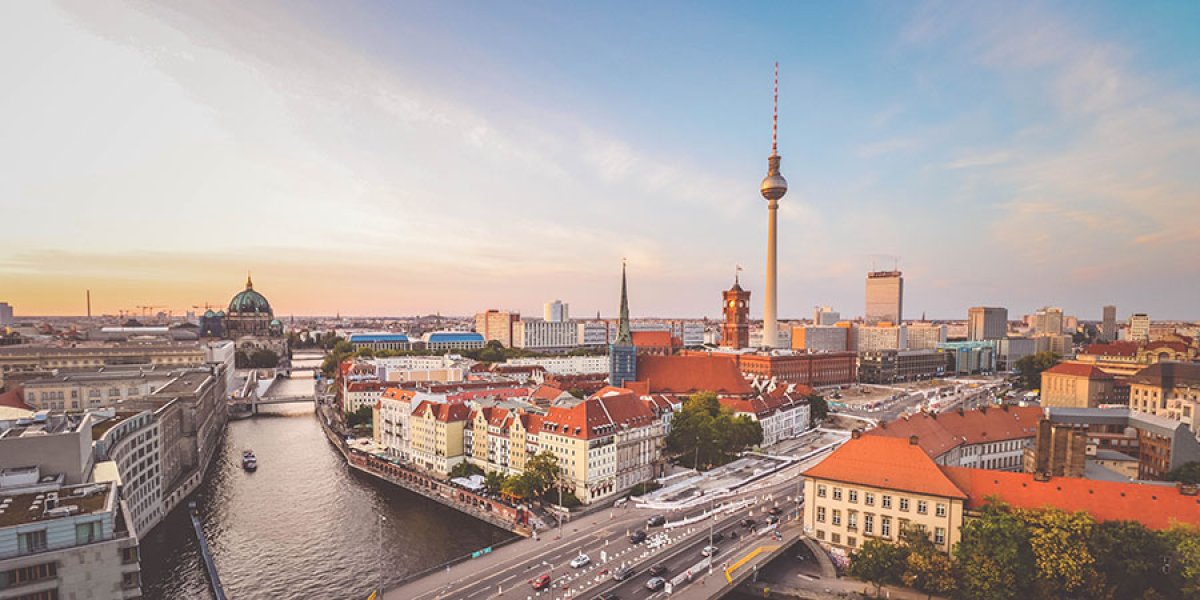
[513,319,580,351]
[906,324,947,351]
[578,321,610,346]
[1129,313,1151,342]
[505,355,609,375]
[857,325,907,352]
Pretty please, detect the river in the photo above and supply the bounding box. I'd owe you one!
[139,367,512,600]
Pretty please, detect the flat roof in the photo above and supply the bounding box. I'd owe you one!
[0,482,113,528]
[153,372,212,396]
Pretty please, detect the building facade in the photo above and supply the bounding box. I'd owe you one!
[720,280,751,349]
[967,307,1008,341]
[1129,313,1151,342]
[475,310,519,347]
[513,319,579,351]
[858,350,947,384]
[1101,305,1117,342]
[791,326,848,352]
[544,300,569,323]
[1040,362,1116,408]
[865,271,903,325]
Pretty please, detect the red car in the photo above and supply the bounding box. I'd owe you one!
[530,574,551,591]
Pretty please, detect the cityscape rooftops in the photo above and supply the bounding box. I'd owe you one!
[1043,362,1115,379]
[349,333,410,343]
[541,392,657,440]
[802,434,969,499]
[423,331,485,344]
[867,406,1043,459]
[634,355,754,395]
[152,370,214,397]
[1127,360,1200,387]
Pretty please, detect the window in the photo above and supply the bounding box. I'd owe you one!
[917,500,928,515]
[122,571,141,590]
[0,561,57,588]
[881,517,892,538]
[18,530,47,554]
[832,510,842,526]
[935,527,946,546]
[832,487,843,501]
[831,533,840,544]
[816,529,825,540]
[816,484,826,498]
[899,497,910,512]
[847,512,858,531]
[936,503,947,517]
[864,513,875,535]
[847,536,857,547]
[75,521,102,544]
[882,494,892,509]
[864,492,875,506]
[816,506,826,523]
[848,489,858,503]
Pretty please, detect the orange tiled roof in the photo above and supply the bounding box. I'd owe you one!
[632,330,673,348]
[382,388,416,402]
[1081,342,1140,357]
[0,385,28,410]
[416,400,470,422]
[802,436,968,499]
[866,406,1042,459]
[541,392,656,439]
[1044,362,1115,379]
[943,467,1200,530]
[531,385,567,401]
[634,355,754,395]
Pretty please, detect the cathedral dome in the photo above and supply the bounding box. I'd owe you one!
[228,275,272,315]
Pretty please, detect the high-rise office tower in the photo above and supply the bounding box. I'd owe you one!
[721,275,751,349]
[0,302,12,327]
[865,271,903,324]
[1101,305,1117,342]
[967,306,1008,340]
[1129,313,1150,342]
[543,300,569,322]
[759,63,788,349]
[1034,306,1064,336]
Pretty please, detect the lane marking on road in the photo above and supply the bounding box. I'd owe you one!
[724,545,779,583]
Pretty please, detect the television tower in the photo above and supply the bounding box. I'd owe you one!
[760,62,788,348]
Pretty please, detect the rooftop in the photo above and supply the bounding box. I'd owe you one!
[350,333,410,343]
[152,371,213,397]
[802,435,968,499]
[634,355,754,396]
[867,406,1043,459]
[0,481,114,529]
[1043,361,1115,379]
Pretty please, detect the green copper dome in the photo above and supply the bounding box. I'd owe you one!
[228,275,272,315]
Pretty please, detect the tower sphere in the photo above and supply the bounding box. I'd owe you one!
[761,171,788,202]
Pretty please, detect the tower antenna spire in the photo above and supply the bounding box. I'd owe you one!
[772,62,779,156]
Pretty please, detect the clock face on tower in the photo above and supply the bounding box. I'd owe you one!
[729,300,737,308]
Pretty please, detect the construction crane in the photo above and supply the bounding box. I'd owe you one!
[137,305,167,318]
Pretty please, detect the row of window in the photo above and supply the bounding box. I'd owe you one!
[815,485,947,516]
[0,561,56,589]
[814,524,946,547]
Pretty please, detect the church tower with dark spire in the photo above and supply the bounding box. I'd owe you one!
[609,262,637,387]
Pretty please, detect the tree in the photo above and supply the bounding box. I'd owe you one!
[1021,508,1097,599]
[1165,525,1200,599]
[848,539,908,597]
[449,462,484,479]
[346,406,373,428]
[1166,462,1200,484]
[955,502,1035,600]
[807,393,829,426]
[665,392,763,470]
[899,525,955,600]
[483,471,506,494]
[1089,520,1171,599]
[1014,351,1061,390]
[524,451,562,498]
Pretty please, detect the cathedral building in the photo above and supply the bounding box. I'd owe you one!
[198,275,287,364]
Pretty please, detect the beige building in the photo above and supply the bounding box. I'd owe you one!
[905,323,947,351]
[1040,362,1116,408]
[0,343,209,388]
[803,434,966,554]
[865,271,903,325]
[967,307,1008,341]
[475,310,519,347]
[20,365,183,412]
[409,401,470,476]
[1129,361,1200,433]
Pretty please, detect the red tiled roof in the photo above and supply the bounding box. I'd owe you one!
[720,396,769,417]
[416,400,470,422]
[531,385,567,401]
[866,406,1043,459]
[632,330,673,348]
[542,392,656,439]
[634,355,754,395]
[382,388,416,402]
[1081,342,1139,357]
[346,381,387,392]
[1043,362,1115,379]
[943,467,1200,531]
[519,413,543,435]
[803,436,968,499]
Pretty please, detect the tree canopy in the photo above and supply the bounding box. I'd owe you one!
[1167,461,1200,484]
[665,392,762,470]
[1014,351,1061,390]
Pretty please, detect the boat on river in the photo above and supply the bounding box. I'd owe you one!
[242,450,258,471]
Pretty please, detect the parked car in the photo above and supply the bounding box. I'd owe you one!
[594,594,619,600]
[768,507,783,516]
[628,530,647,544]
[740,518,757,528]
[648,564,667,577]
[702,545,720,557]
[646,577,666,591]
[646,514,666,527]
[766,515,780,525]
[613,566,635,581]
[531,574,551,590]
[711,531,726,542]
[570,554,591,568]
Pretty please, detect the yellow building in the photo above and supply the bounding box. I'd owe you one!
[408,401,470,476]
[1039,362,1116,408]
[1129,361,1200,433]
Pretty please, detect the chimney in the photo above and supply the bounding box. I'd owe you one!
[851,429,862,439]
[1180,483,1199,497]
[980,405,988,414]
[957,407,965,416]
[1033,471,1051,482]
[909,435,920,446]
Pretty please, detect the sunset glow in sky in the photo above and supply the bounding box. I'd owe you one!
[2,1,1198,319]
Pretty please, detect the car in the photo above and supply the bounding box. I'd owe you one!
[612,566,635,581]
[647,564,667,577]
[740,518,757,528]
[768,507,783,516]
[594,594,619,600]
[710,531,725,542]
[646,514,666,527]
[701,545,719,557]
[570,554,591,568]
[628,530,647,544]
[766,515,780,525]
[530,574,551,590]
[646,577,666,591]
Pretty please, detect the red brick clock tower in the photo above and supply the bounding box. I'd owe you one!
[721,274,751,349]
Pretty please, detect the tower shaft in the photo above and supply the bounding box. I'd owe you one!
[764,200,779,348]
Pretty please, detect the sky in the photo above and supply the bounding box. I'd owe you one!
[2,1,1198,320]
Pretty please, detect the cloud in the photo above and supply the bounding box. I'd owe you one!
[943,151,1010,169]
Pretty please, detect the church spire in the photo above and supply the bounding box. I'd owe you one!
[616,260,632,344]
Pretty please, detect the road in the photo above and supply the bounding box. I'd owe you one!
[395,450,831,600]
